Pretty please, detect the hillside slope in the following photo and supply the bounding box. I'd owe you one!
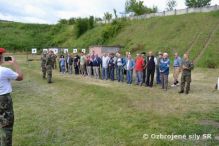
[41,11,219,68]
[108,12,219,68]
[1,11,219,68]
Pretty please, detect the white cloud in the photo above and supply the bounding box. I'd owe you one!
[0,0,219,24]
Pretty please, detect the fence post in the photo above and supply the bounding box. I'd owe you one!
[186,8,189,14]
[175,9,177,15]
[163,11,165,16]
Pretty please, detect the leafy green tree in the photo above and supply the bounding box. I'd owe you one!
[125,0,157,16]
[68,18,76,25]
[75,18,89,38]
[104,12,113,23]
[166,0,177,11]
[58,19,68,24]
[74,16,95,38]
[185,0,211,8]
[113,9,118,18]
[89,16,94,29]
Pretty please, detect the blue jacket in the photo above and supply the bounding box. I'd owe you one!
[108,57,115,68]
[173,56,182,67]
[60,58,65,66]
[92,57,102,67]
[159,58,170,75]
[124,58,135,70]
[115,57,126,67]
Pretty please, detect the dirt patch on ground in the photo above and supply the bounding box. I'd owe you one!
[199,120,219,128]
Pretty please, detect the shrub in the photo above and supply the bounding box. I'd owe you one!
[75,16,95,38]
[206,59,217,68]
[101,20,124,43]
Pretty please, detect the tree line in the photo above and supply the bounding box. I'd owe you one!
[58,0,212,25]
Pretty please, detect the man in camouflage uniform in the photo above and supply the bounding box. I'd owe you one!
[0,48,23,146]
[46,50,54,83]
[51,52,57,69]
[179,53,194,94]
[41,53,47,79]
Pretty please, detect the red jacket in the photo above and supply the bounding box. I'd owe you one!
[135,57,144,71]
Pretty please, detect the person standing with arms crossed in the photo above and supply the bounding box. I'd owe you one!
[171,52,182,87]
[146,51,157,87]
[179,53,194,94]
[0,48,23,146]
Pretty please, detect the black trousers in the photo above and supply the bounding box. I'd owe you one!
[74,66,79,74]
[142,69,146,83]
[146,69,155,87]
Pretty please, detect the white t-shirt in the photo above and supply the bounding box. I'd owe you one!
[0,66,18,95]
[102,56,110,68]
[127,60,130,70]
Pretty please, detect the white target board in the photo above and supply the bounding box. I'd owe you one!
[32,48,37,54]
[64,49,69,53]
[82,49,86,53]
[73,49,77,53]
[52,48,58,54]
[43,49,48,53]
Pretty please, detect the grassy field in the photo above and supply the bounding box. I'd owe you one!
[6,55,218,146]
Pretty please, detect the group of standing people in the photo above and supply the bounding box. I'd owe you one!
[41,50,194,94]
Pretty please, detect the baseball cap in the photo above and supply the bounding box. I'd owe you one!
[0,48,5,54]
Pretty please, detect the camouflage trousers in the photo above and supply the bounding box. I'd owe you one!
[180,74,191,92]
[0,94,14,146]
[42,66,46,79]
[46,65,53,83]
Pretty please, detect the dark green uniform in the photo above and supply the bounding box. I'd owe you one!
[41,54,47,79]
[0,94,14,146]
[46,54,54,83]
[180,59,194,94]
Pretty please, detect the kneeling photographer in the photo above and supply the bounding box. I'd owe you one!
[0,48,23,146]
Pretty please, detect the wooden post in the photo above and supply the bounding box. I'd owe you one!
[218,77,219,90]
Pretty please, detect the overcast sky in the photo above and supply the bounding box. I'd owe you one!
[0,0,219,24]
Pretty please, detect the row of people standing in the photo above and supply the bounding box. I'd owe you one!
[41,50,194,94]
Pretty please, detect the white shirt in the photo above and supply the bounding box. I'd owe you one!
[117,58,122,66]
[0,66,18,95]
[154,57,158,65]
[102,56,110,68]
[127,60,130,70]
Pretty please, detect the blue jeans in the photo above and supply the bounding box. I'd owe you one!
[126,70,133,84]
[61,65,65,74]
[109,67,115,81]
[102,67,108,80]
[116,66,124,82]
[136,71,143,85]
[156,67,161,84]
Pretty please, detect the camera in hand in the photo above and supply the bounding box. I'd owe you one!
[4,56,12,61]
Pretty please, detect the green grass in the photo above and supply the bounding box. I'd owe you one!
[6,55,219,146]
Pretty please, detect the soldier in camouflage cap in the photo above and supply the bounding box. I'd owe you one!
[179,53,194,94]
[46,50,54,83]
[41,52,47,79]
